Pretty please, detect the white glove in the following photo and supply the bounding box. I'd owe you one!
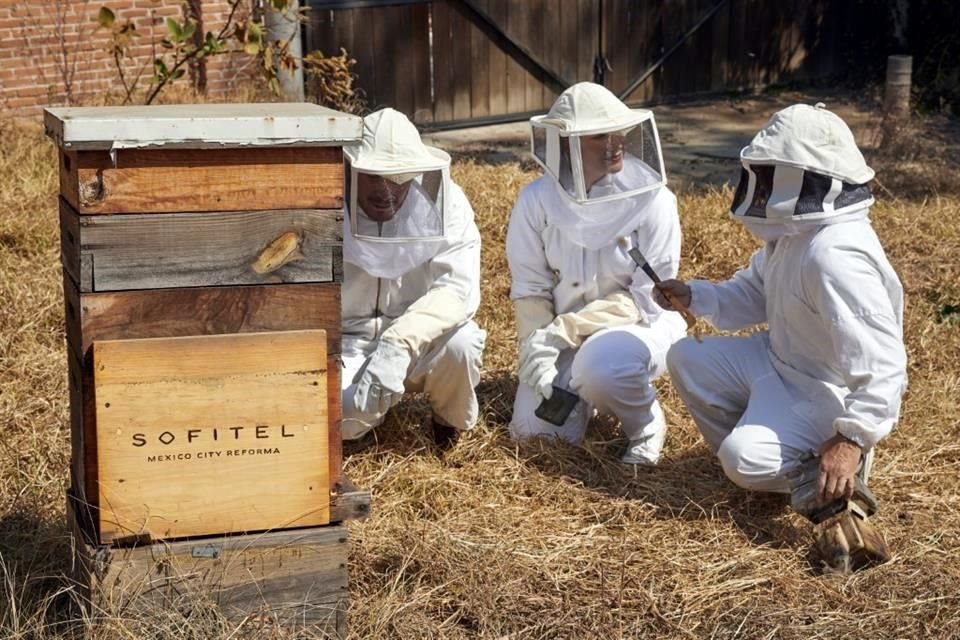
[518,328,566,400]
[353,340,411,416]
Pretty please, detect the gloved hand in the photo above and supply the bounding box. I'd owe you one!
[353,340,412,416]
[518,328,566,400]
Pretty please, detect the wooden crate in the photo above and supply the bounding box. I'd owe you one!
[62,276,344,510]
[91,330,330,543]
[46,103,362,547]
[68,492,350,636]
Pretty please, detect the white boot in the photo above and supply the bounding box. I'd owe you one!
[621,400,666,466]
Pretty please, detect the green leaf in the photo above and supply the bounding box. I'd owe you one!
[166,17,183,41]
[269,76,281,95]
[171,68,186,80]
[97,6,115,28]
[160,38,174,49]
[154,58,169,76]
[244,40,261,55]
[182,22,196,41]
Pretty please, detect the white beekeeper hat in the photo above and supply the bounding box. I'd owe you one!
[740,102,874,184]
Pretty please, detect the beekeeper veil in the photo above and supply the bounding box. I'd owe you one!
[343,108,452,278]
[730,103,875,240]
[530,82,667,250]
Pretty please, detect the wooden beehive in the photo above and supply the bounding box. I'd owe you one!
[67,491,353,633]
[45,103,368,542]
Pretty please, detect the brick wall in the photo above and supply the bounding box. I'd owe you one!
[0,0,260,120]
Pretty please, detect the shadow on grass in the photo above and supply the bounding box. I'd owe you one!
[0,508,83,637]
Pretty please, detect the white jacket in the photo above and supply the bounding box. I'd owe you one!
[688,217,906,449]
[507,175,683,324]
[343,184,481,356]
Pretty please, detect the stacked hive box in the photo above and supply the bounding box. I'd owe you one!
[44,104,370,635]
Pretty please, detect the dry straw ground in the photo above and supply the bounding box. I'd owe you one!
[1,109,959,639]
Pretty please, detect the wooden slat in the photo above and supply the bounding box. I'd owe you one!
[392,5,416,116]
[69,496,348,634]
[529,0,547,109]
[711,0,732,91]
[59,197,82,288]
[693,0,717,94]
[576,0,598,85]
[93,331,330,543]
[412,2,434,124]
[67,346,97,509]
[63,281,341,361]
[432,1,454,122]
[603,0,627,95]
[546,0,564,101]
[504,1,527,115]
[60,199,342,292]
[452,5,473,120]
[59,150,80,210]
[371,6,397,114]
[62,147,343,214]
[470,0,491,119]
[486,0,509,115]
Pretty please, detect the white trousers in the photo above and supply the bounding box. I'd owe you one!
[509,319,684,447]
[341,321,486,440]
[667,332,843,493]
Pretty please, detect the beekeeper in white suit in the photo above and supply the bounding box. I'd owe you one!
[341,108,485,449]
[506,82,687,464]
[659,103,907,503]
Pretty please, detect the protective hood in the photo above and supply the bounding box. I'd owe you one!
[539,155,665,249]
[741,103,874,183]
[342,108,455,279]
[730,103,874,236]
[530,82,666,205]
[344,107,448,175]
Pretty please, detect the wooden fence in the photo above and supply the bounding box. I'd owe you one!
[305,0,856,128]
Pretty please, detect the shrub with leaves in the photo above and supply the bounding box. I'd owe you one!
[303,47,367,115]
[97,0,300,104]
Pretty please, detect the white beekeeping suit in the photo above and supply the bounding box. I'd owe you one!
[506,82,687,464]
[664,103,907,494]
[341,108,485,449]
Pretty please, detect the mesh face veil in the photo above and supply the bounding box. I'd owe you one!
[729,104,875,230]
[525,83,670,250]
[346,165,447,243]
[342,108,455,278]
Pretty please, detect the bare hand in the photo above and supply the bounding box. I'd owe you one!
[654,279,692,311]
[817,434,862,505]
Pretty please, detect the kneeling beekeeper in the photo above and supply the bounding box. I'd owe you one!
[506,82,688,464]
[657,104,906,570]
[341,108,486,449]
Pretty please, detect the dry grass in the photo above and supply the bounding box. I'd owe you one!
[1,113,960,639]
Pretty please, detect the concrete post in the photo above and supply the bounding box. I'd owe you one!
[884,55,912,121]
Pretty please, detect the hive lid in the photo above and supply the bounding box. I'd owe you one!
[44,103,362,150]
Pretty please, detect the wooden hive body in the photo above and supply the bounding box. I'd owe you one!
[47,104,370,637]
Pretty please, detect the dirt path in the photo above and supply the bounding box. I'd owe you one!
[424,89,882,190]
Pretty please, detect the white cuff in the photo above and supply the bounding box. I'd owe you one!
[833,417,875,450]
[687,280,719,319]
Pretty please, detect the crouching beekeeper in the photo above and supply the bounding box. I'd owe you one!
[658,104,906,565]
[506,82,687,465]
[341,108,486,449]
